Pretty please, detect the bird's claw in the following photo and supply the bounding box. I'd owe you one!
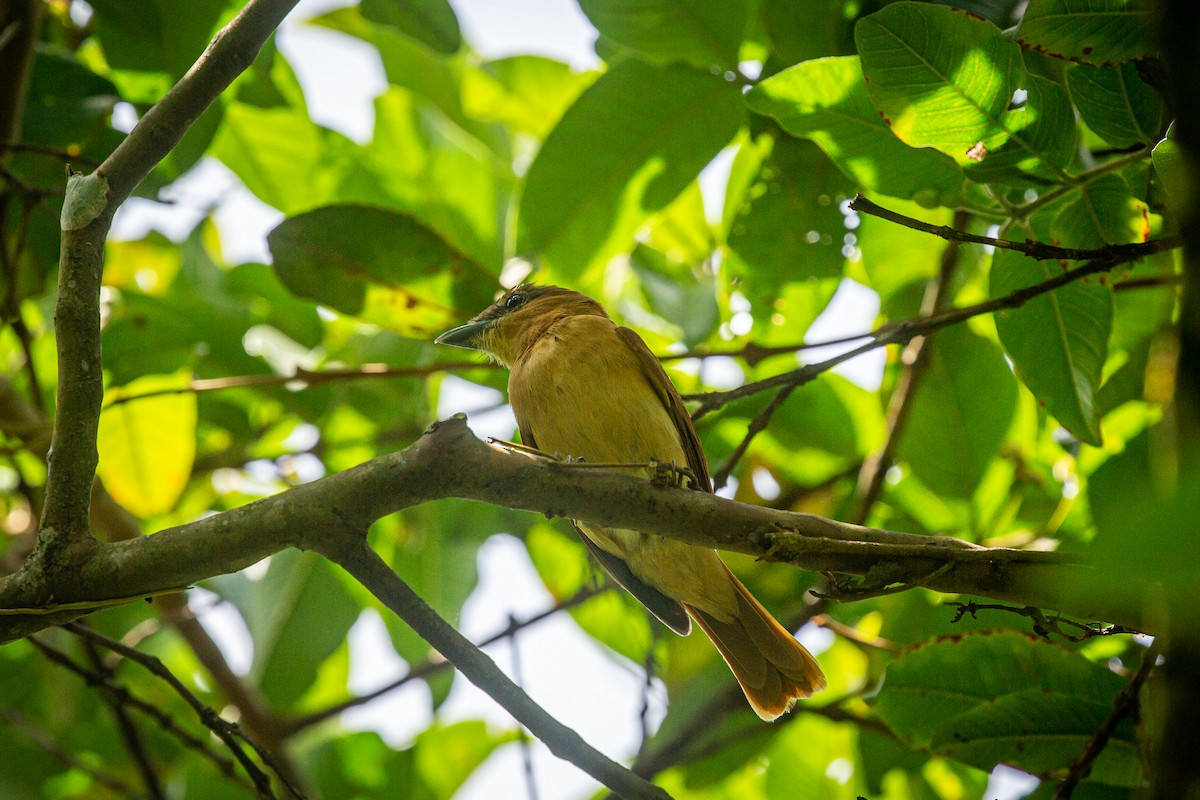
[651,459,696,489]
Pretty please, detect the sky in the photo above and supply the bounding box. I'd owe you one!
[108,0,1034,797]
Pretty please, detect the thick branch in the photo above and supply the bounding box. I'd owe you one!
[38,0,300,553]
[0,416,1147,641]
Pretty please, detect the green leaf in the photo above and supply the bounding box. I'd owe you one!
[1152,130,1191,214]
[243,550,361,709]
[517,60,743,278]
[896,326,1018,497]
[748,55,963,204]
[991,227,1113,446]
[97,372,197,519]
[267,204,495,338]
[463,56,598,140]
[856,3,1073,184]
[1016,0,1154,66]
[211,101,333,215]
[415,722,514,800]
[577,0,748,70]
[874,631,1127,744]
[361,0,462,54]
[930,689,1141,786]
[725,136,848,286]
[1067,63,1164,148]
[1051,174,1149,249]
[88,0,233,79]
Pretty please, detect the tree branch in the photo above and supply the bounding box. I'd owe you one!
[312,530,669,800]
[36,0,300,558]
[1053,640,1160,799]
[0,416,1149,639]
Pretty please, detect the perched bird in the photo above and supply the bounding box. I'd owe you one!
[437,284,825,719]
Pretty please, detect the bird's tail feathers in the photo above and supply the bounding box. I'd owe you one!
[686,564,826,721]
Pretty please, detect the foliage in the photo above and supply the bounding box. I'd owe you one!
[0,0,1184,798]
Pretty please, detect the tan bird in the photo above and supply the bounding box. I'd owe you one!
[437,284,825,719]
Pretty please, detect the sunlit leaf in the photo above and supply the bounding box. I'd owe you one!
[518,60,743,277]
[857,3,1074,184]
[97,372,197,519]
[749,55,963,203]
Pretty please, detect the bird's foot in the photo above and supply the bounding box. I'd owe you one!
[651,459,697,489]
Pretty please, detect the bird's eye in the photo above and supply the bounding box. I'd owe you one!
[505,293,527,310]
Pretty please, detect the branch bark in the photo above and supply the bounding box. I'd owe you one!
[34,0,301,566]
[0,415,1150,639]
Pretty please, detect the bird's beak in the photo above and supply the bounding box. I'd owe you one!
[435,318,491,350]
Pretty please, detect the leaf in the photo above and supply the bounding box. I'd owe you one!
[242,550,361,709]
[517,60,743,278]
[415,722,515,800]
[97,373,197,519]
[463,56,598,140]
[211,101,333,215]
[992,220,1113,446]
[896,326,1019,497]
[930,689,1142,786]
[725,136,849,287]
[87,0,232,79]
[577,0,748,70]
[874,631,1127,745]
[748,55,963,204]
[1152,130,1191,214]
[1051,174,1149,249]
[856,3,1073,184]
[1067,63,1164,148]
[361,0,462,54]
[267,205,495,338]
[1016,0,1154,66]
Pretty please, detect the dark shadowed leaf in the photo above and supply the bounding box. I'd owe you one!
[1016,0,1153,66]
[267,204,496,337]
[577,0,748,70]
[361,0,462,54]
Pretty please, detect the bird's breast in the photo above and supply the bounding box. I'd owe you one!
[509,319,686,468]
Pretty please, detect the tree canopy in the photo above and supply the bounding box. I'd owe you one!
[1,0,1197,799]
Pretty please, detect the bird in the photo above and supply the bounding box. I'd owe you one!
[436,283,825,720]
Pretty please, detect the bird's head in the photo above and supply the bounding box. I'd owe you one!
[435,284,608,367]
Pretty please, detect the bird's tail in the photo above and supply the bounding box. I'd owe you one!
[685,563,826,721]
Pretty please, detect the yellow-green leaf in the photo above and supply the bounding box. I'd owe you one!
[97,373,196,519]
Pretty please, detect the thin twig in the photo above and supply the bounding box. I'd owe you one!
[80,633,166,800]
[688,235,1176,418]
[65,622,295,798]
[0,139,101,166]
[946,601,1145,641]
[29,636,254,793]
[1053,640,1161,799]
[509,614,542,800]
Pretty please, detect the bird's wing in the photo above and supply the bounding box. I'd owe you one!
[573,523,692,634]
[615,326,712,492]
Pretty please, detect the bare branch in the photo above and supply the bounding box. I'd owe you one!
[314,531,670,800]
[1053,640,1161,799]
[66,622,298,798]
